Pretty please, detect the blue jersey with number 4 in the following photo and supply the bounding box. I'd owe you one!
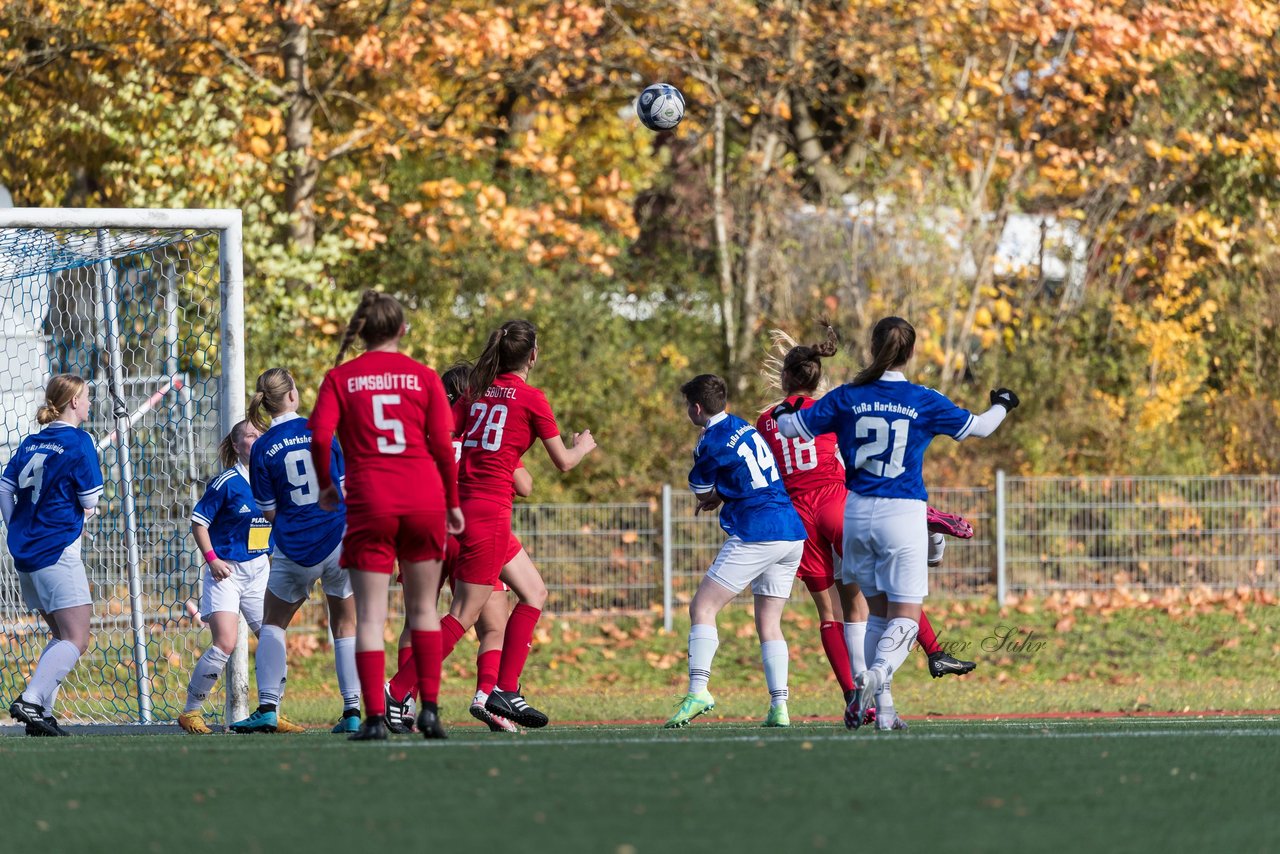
[689,412,806,543]
[793,374,973,501]
[192,465,273,562]
[249,412,345,567]
[1,423,104,572]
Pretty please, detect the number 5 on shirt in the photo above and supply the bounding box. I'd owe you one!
[372,394,406,454]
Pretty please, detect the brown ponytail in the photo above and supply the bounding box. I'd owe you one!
[37,374,88,425]
[851,316,915,386]
[218,420,252,469]
[780,320,839,395]
[248,367,295,431]
[469,320,538,400]
[440,361,474,406]
[335,290,405,366]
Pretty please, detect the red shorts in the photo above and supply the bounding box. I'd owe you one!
[792,482,846,592]
[341,510,446,574]
[443,533,521,594]
[452,495,513,586]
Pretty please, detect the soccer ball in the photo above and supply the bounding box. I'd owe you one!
[635,83,685,132]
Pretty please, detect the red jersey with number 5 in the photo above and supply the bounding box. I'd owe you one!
[309,351,458,515]
[755,395,844,496]
[453,373,559,507]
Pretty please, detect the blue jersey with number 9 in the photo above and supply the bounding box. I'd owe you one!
[250,412,345,566]
[688,413,806,543]
[793,375,973,501]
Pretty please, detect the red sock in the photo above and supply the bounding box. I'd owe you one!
[917,610,941,655]
[441,614,467,660]
[355,650,386,716]
[388,646,417,701]
[476,648,501,695]
[495,604,541,693]
[819,620,854,691]
[411,630,442,705]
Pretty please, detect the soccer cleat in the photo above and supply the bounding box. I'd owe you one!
[348,715,388,741]
[876,712,909,732]
[11,699,59,737]
[762,703,791,728]
[470,694,519,733]
[41,716,71,737]
[177,710,213,735]
[384,683,415,734]
[416,703,448,740]
[276,713,306,734]
[486,687,549,729]
[927,506,974,539]
[331,709,362,734]
[845,668,881,731]
[663,690,715,729]
[230,708,278,734]
[928,650,977,678]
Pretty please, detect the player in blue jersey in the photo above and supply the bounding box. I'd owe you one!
[2,374,102,736]
[776,316,1018,730]
[664,374,807,729]
[228,367,362,735]
[178,420,274,734]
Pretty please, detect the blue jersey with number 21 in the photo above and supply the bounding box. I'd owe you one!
[249,412,345,567]
[794,374,973,501]
[689,412,806,543]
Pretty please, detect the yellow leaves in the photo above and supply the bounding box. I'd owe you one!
[247,136,273,158]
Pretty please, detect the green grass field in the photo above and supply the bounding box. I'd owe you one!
[2,718,1278,853]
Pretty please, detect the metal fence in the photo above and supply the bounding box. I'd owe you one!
[338,473,1279,633]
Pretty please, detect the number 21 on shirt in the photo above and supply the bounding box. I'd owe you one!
[854,416,909,478]
[737,434,779,489]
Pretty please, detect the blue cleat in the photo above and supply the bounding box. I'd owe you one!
[230,708,278,734]
[331,710,362,734]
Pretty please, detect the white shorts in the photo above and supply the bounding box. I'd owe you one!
[705,537,804,599]
[19,539,92,613]
[841,494,928,604]
[200,554,269,632]
[267,542,351,603]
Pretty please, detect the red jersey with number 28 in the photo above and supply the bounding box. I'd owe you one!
[754,395,845,496]
[309,351,458,515]
[453,373,559,507]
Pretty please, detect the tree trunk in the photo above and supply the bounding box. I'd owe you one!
[282,17,318,252]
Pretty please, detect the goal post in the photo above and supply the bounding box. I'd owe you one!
[0,208,248,727]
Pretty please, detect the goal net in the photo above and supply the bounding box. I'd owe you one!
[0,209,245,726]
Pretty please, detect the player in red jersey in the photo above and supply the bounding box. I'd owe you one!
[309,290,463,741]
[440,319,596,728]
[757,325,977,719]
[384,362,531,734]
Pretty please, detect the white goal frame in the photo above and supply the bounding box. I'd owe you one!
[0,208,248,727]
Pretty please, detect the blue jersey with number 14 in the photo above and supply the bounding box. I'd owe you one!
[794,374,973,501]
[249,412,345,567]
[689,413,806,543]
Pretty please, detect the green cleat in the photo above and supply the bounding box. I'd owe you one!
[762,703,791,728]
[663,690,715,728]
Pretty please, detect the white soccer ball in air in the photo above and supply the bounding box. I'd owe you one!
[635,83,685,132]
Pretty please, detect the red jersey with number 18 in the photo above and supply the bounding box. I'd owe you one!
[309,351,458,515]
[453,373,559,507]
[754,395,844,495]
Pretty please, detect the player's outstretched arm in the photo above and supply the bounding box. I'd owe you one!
[963,388,1020,439]
[541,429,597,472]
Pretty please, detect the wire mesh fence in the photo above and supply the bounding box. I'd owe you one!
[999,475,1280,595]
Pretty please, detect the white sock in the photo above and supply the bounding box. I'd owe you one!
[876,675,895,716]
[760,640,789,707]
[864,615,889,678]
[333,636,361,711]
[687,624,719,694]
[844,621,867,676]
[185,646,230,713]
[22,640,80,710]
[255,625,287,708]
[870,617,919,680]
[472,689,489,705]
